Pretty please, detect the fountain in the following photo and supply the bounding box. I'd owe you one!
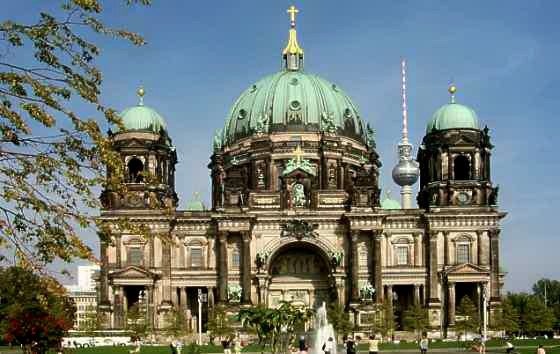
[312,302,336,354]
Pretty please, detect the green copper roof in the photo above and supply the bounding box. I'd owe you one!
[221,70,369,146]
[426,103,479,134]
[119,105,167,133]
[381,196,401,210]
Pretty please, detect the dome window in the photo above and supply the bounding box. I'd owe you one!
[127,157,144,183]
[344,108,353,119]
[290,78,299,85]
[332,84,339,92]
[238,109,247,119]
[290,100,301,111]
[250,85,257,93]
[453,155,471,180]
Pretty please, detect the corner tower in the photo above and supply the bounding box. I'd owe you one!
[417,85,497,209]
[100,87,178,210]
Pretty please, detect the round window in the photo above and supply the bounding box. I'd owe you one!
[290,100,301,111]
[238,109,247,119]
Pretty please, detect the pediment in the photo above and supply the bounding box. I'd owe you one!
[445,263,489,275]
[109,265,157,279]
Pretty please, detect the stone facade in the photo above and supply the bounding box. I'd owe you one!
[97,126,505,337]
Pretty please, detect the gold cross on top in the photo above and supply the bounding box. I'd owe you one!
[292,144,304,164]
[287,5,299,27]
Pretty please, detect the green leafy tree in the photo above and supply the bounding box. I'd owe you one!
[455,296,479,341]
[532,278,560,306]
[126,303,147,342]
[327,302,353,342]
[0,266,75,353]
[521,296,555,334]
[490,298,519,335]
[164,307,192,340]
[402,304,429,340]
[238,302,313,354]
[0,0,153,269]
[377,302,397,340]
[207,304,235,345]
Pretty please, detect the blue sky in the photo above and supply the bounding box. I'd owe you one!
[4,1,559,292]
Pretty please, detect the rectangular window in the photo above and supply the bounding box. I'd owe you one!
[128,247,143,266]
[191,247,203,268]
[231,249,240,269]
[457,244,470,264]
[396,246,408,265]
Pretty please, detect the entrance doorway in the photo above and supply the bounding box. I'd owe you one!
[268,243,331,309]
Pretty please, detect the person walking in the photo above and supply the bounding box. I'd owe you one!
[299,335,307,354]
[368,335,379,354]
[537,344,546,354]
[233,336,241,354]
[419,335,429,354]
[505,340,515,354]
[322,337,335,354]
[345,336,356,354]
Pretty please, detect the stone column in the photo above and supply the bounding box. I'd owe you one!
[444,231,450,266]
[161,239,172,305]
[207,286,215,309]
[414,233,422,267]
[116,235,122,268]
[180,287,187,310]
[414,284,421,306]
[149,236,154,268]
[172,287,179,308]
[428,231,440,302]
[257,276,269,306]
[99,241,110,305]
[386,285,394,314]
[489,229,501,300]
[350,230,360,302]
[114,285,125,328]
[448,282,456,326]
[242,232,252,304]
[374,231,383,303]
[218,232,228,303]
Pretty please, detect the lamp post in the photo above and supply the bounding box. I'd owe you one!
[482,283,489,343]
[198,289,207,345]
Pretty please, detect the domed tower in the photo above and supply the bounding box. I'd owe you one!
[392,59,419,208]
[101,87,178,210]
[416,84,497,209]
[209,6,381,211]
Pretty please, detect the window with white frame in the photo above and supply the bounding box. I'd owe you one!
[396,246,409,265]
[456,243,470,264]
[190,247,203,268]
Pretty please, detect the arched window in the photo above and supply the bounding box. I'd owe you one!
[454,155,471,180]
[127,157,144,183]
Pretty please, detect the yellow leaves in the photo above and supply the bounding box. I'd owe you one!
[71,0,102,13]
[21,103,55,127]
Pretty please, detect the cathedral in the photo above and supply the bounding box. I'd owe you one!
[97,6,506,337]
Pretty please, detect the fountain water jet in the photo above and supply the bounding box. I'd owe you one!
[312,302,336,354]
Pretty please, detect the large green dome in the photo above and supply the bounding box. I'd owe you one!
[426,102,479,134]
[221,70,369,146]
[119,104,167,133]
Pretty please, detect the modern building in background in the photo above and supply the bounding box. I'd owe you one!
[65,264,100,330]
[97,7,506,337]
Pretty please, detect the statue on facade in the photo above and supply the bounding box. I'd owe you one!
[213,129,223,152]
[255,113,268,134]
[321,111,336,133]
[292,183,306,207]
[366,123,376,149]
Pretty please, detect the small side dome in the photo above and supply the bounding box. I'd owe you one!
[426,103,479,134]
[381,190,401,210]
[120,105,167,133]
[118,87,167,133]
[186,193,206,211]
[426,84,480,134]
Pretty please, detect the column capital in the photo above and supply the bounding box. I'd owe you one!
[428,230,439,239]
[448,281,456,288]
[242,231,251,242]
[475,230,484,237]
[218,231,228,242]
[489,228,501,239]
[350,229,360,241]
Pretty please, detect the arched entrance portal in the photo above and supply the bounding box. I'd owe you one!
[268,243,332,309]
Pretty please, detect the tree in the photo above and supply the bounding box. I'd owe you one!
[0,266,75,353]
[532,278,560,306]
[455,296,479,341]
[520,297,555,335]
[490,298,520,336]
[402,304,429,340]
[326,302,353,342]
[207,304,235,345]
[164,307,192,340]
[81,304,103,336]
[0,0,152,270]
[377,302,397,340]
[238,302,313,354]
[126,303,147,342]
